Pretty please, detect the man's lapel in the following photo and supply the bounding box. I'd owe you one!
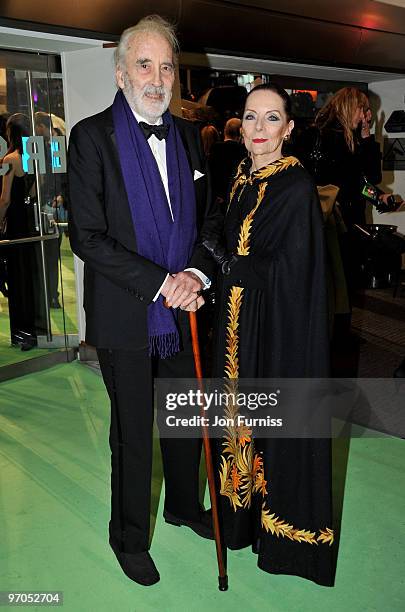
[173,116,208,231]
[173,116,204,178]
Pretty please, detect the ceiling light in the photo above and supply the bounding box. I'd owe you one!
[372,1,405,8]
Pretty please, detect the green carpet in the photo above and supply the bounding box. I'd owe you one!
[0,235,77,367]
[0,362,404,612]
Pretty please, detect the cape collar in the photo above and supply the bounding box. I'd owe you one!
[239,155,301,183]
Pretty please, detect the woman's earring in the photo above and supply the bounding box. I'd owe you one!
[284,134,290,141]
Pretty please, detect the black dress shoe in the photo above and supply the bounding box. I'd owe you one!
[20,342,34,352]
[109,538,160,586]
[11,331,37,351]
[163,509,214,540]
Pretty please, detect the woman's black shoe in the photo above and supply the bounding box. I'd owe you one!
[163,509,214,540]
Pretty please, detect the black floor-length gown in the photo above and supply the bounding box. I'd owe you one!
[5,174,37,343]
[213,156,335,586]
[5,173,47,343]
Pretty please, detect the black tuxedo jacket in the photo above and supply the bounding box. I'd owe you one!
[68,106,219,349]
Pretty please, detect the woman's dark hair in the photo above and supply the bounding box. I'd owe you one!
[200,124,220,156]
[0,112,11,140]
[6,113,31,154]
[245,82,292,120]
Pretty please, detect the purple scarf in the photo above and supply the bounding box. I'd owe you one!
[112,90,197,358]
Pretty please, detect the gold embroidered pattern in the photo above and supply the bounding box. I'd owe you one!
[228,156,301,210]
[218,377,264,510]
[229,174,245,205]
[224,288,243,379]
[260,507,334,546]
[220,156,334,546]
[237,182,266,255]
[219,177,268,510]
[253,156,300,181]
[261,504,318,544]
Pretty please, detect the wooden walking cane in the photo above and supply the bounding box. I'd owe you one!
[188,310,228,591]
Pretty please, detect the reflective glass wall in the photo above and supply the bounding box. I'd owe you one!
[0,50,77,370]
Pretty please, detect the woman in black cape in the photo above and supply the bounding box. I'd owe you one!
[204,83,335,586]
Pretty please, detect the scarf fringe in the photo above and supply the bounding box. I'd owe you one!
[149,332,180,359]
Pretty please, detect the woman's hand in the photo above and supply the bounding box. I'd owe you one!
[202,239,239,274]
[376,193,400,213]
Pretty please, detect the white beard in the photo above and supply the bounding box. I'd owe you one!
[123,74,172,123]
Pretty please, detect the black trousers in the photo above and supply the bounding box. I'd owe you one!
[97,312,202,554]
[6,243,37,341]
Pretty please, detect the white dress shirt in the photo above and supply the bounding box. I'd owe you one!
[132,110,210,300]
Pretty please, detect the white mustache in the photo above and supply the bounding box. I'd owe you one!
[143,85,166,98]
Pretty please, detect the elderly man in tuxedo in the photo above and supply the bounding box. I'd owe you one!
[68,15,217,586]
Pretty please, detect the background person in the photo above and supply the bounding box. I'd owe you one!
[0,112,11,298]
[294,87,386,346]
[0,113,38,350]
[296,87,382,228]
[34,111,66,308]
[200,123,219,157]
[208,117,246,211]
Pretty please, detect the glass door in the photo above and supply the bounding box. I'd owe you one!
[0,51,77,371]
[31,65,78,349]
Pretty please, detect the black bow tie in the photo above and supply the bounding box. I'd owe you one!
[139,122,169,141]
